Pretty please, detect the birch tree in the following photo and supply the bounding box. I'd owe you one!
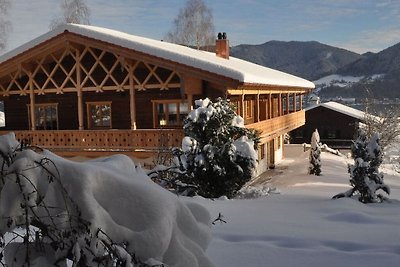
[0,0,11,52]
[165,0,215,49]
[50,0,90,29]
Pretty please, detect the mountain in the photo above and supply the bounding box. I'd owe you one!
[316,42,400,100]
[231,41,361,80]
[337,42,400,76]
[231,40,400,100]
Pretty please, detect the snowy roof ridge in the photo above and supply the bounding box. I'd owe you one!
[0,24,315,89]
[306,101,366,120]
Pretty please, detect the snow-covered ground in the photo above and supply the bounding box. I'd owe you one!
[313,74,385,90]
[1,133,400,266]
[200,147,400,267]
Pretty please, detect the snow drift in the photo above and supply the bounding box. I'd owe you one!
[0,132,215,266]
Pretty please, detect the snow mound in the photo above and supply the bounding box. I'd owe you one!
[0,132,215,267]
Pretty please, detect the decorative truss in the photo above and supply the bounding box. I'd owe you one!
[0,43,181,96]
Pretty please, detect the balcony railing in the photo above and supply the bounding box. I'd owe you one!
[1,129,185,154]
[247,110,305,141]
[1,111,305,156]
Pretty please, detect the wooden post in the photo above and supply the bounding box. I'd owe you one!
[278,93,282,116]
[76,50,84,130]
[293,93,297,112]
[256,92,260,122]
[129,64,137,130]
[29,71,36,131]
[241,93,245,118]
[299,94,303,110]
[268,94,272,119]
[187,94,193,110]
[286,93,290,114]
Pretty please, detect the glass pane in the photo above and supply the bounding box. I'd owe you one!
[89,104,111,128]
[91,105,100,127]
[168,103,177,114]
[157,103,166,126]
[180,102,189,114]
[102,105,111,127]
[179,102,189,123]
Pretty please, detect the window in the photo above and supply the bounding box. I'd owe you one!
[87,102,112,129]
[152,100,189,128]
[28,103,58,130]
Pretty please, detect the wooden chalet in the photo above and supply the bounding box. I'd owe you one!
[0,24,314,172]
[290,101,365,148]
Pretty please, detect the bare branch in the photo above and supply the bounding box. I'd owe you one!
[165,0,215,49]
[363,100,400,149]
[50,0,91,30]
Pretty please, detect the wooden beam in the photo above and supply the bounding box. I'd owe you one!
[300,94,303,110]
[268,94,272,119]
[293,93,297,112]
[129,64,137,130]
[76,50,84,130]
[286,93,290,114]
[28,71,36,131]
[256,92,260,122]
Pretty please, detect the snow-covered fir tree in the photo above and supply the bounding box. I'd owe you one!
[309,129,322,175]
[173,98,259,198]
[333,129,390,203]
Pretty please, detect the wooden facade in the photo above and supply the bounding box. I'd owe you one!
[290,103,361,148]
[0,25,313,170]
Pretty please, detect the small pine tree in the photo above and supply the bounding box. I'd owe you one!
[309,129,322,175]
[333,129,390,203]
[173,98,260,198]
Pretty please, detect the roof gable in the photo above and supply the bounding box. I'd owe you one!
[0,24,315,89]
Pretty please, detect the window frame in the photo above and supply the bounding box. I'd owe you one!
[151,99,189,128]
[86,101,112,129]
[27,103,59,130]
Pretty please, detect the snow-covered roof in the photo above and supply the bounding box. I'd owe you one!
[306,101,366,120]
[0,24,315,89]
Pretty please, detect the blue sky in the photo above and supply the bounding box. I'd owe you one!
[4,0,400,54]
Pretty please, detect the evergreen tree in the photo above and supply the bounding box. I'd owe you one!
[309,129,322,175]
[173,98,259,198]
[333,129,390,203]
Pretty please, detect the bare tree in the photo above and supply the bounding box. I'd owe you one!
[0,0,11,52]
[165,0,215,49]
[50,0,90,30]
[363,102,400,149]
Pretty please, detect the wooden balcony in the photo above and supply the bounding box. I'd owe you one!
[1,111,304,158]
[247,110,305,142]
[1,129,185,158]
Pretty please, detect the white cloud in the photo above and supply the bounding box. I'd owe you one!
[335,28,400,53]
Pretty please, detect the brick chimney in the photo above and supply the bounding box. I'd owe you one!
[216,32,229,59]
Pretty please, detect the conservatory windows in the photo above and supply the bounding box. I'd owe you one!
[86,102,112,129]
[28,103,58,130]
[152,100,189,128]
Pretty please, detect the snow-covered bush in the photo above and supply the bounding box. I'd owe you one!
[0,132,215,267]
[333,129,390,203]
[309,129,322,175]
[235,186,280,199]
[173,98,259,198]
